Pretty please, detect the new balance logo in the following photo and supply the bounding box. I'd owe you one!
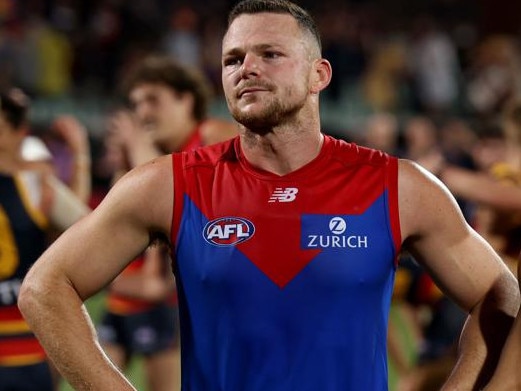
[269,187,299,203]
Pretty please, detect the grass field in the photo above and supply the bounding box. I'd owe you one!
[58,292,146,391]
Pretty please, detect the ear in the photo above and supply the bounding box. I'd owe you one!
[310,58,332,95]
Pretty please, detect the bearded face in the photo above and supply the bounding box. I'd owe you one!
[227,82,307,131]
[222,13,316,133]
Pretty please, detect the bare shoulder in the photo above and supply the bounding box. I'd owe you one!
[397,158,446,196]
[397,158,449,208]
[397,158,467,241]
[102,154,174,233]
[113,153,173,195]
[200,117,238,145]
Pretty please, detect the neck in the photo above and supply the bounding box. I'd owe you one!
[239,126,324,176]
[162,118,199,153]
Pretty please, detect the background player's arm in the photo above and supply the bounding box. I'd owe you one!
[18,164,90,231]
[398,159,520,390]
[440,164,521,211]
[52,115,92,203]
[18,155,174,391]
[416,151,521,211]
[44,174,91,230]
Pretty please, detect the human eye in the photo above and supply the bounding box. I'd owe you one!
[223,56,242,67]
[263,51,281,59]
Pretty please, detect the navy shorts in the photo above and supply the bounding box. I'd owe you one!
[0,362,54,391]
[97,303,179,356]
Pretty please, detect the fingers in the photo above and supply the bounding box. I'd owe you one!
[107,110,140,143]
[51,115,89,153]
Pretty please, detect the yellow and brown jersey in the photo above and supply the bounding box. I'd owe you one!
[0,173,48,366]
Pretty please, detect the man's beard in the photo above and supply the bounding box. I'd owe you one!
[230,94,305,133]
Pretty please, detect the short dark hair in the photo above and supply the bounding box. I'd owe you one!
[121,55,212,121]
[0,88,29,129]
[227,0,322,53]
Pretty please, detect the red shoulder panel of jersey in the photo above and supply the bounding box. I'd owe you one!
[180,136,239,167]
[178,135,396,217]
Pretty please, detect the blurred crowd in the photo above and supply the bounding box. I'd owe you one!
[1,0,519,120]
[3,0,521,390]
[1,0,521,127]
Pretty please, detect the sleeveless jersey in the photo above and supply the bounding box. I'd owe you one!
[106,127,203,314]
[171,135,401,390]
[0,173,48,366]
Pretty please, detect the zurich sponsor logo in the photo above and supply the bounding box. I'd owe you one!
[203,216,255,246]
[303,216,369,249]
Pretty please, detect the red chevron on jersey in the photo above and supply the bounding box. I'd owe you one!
[236,216,321,287]
[201,213,319,286]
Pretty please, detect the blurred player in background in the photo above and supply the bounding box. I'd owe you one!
[97,55,237,391]
[0,88,90,391]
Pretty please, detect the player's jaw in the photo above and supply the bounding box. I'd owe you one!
[229,91,306,132]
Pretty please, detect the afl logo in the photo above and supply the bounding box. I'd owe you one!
[203,217,255,246]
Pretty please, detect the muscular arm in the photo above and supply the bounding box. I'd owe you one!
[399,160,520,389]
[483,259,521,390]
[18,155,174,391]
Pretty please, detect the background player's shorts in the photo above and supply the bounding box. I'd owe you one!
[97,303,179,356]
[0,362,54,391]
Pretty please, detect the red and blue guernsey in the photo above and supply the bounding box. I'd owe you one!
[171,134,402,390]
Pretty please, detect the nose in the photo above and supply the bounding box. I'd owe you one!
[240,53,260,78]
